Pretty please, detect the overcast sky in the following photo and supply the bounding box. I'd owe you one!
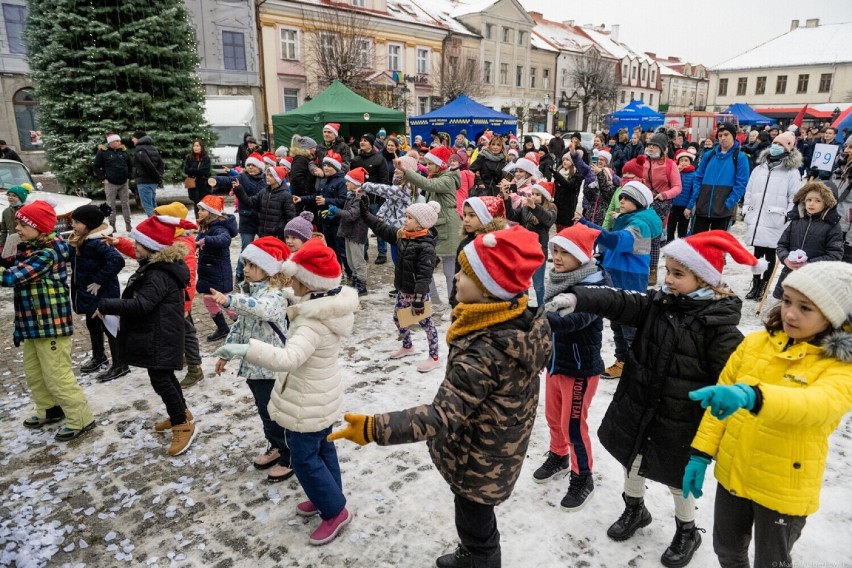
[521,0,852,67]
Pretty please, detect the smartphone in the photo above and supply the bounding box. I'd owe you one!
[591,156,599,165]
[508,183,517,193]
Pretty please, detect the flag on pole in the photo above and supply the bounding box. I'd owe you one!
[792,104,808,128]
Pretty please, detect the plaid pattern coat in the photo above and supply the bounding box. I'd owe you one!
[0,235,73,346]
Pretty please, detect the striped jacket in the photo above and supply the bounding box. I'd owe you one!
[1,235,73,346]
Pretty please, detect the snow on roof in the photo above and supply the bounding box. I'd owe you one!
[410,0,479,35]
[448,0,499,18]
[659,65,685,78]
[577,25,655,65]
[530,16,595,54]
[713,22,852,71]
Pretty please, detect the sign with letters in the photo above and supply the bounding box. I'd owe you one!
[810,143,838,171]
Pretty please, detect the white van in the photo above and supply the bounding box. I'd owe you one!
[204,96,257,168]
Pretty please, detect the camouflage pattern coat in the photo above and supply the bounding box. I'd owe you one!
[374,308,552,505]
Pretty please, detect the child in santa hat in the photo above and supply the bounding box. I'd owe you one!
[232,164,296,239]
[97,214,200,456]
[548,229,757,567]
[362,200,442,372]
[534,223,612,513]
[328,226,552,568]
[209,236,295,483]
[1,200,96,441]
[215,239,360,546]
[498,153,541,210]
[195,195,238,342]
[449,196,508,306]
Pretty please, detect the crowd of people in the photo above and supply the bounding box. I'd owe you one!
[1,118,851,568]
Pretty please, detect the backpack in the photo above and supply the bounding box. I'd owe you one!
[456,170,475,216]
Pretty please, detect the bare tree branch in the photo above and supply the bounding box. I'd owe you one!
[302,8,373,90]
[440,54,486,102]
[568,49,618,131]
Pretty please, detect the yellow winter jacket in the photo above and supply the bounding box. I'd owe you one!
[691,329,852,516]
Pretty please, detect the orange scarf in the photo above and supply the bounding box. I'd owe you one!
[398,228,429,240]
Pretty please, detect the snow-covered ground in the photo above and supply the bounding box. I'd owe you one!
[1,205,850,568]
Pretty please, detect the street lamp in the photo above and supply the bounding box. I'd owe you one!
[543,93,553,133]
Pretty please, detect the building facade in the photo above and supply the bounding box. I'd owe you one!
[649,55,709,112]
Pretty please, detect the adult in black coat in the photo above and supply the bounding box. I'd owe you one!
[316,126,353,165]
[552,153,587,229]
[351,135,389,185]
[289,145,318,216]
[610,131,630,176]
[183,139,212,213]
[235,134,258,168]
[131,132,165,217]
[0,140,22,162]
[538,148,556,181]
[573,285,743,489]
[469,137,508,197]
[548,134,566,161]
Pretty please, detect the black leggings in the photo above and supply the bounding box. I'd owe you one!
[752,246,777,280]
[667,205,690,241]
[148,369,187,426]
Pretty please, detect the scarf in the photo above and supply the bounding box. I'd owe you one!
[477,148,505,162]
[660,284,718,300]
[446,296,528,344]
[544,263,599,303]
[398,228,429,240]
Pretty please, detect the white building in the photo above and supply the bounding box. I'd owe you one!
[648,55,709,113]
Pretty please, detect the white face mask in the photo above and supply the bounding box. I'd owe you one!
[646,150,661,159]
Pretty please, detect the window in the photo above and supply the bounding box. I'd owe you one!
[630,91,634,100]
[516,65,523,87]
[529,67,536,89]
[776,75,787,94]
[351,0,366,6]
[543,68,550,89]
[3,4,26,55]
[13,88,40,150]
[418,96,430,115]
[718,78,728,96]
[561,68,567,87]
[449,56,459,68]
[649,93,654,106]
[622,64,627,80]
[651,69,655,83]
[466,58,476,80]
[517,31,526,46]
[755,76,766,95]
[641,68,646,82]
[319,33,334,61]
[355,38,371,67]
[502,27,511,43]
[500,63,508,85]
[819,73,832,93]
[387,43,402,71]
[736,77,747,96]
[620,91,626,103]
[222,31,246,71]
[283,88,299,112]
[485,23,494,39]
[484,61,492,84]
[796,73,809,94]
[280,28,298,60]
[416,48,429,74]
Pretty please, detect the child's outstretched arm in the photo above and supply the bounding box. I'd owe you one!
[572,284,652,328]
[361,200,399,244]
[242,326,320,373]
[97,272,168,317]
[217,287,291,322]
[0,248,58,286]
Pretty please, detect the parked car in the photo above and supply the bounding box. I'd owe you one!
[522,132,554,151]
[562,132,596,151]
[0,159,91,234]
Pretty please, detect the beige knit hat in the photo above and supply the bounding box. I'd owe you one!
[783,261,852,328]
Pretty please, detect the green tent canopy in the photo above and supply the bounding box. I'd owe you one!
[272,81,406,148]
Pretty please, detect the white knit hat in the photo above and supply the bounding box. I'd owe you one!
[620,180,654,209]
[407,201,441,229]
[783,261,852,328]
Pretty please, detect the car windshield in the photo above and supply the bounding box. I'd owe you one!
[0,162,34,188]
[212,126,251,147]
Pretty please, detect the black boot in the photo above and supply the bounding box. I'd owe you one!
[560,472,595,511]
[353,277,368,297]
[532,451,569,483]
[436,544,472,568]
[607,493,652,541]
[661,519,703,568]
[206,313,230,342]
[96,364,131,383]
[744,275,762,300]
[81,354,109,374]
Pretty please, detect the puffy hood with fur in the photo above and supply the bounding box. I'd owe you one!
[756,147,803,170]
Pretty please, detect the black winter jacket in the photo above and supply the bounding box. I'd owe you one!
[469,149,507,197]
[539,153,556,181]
[98,243,190,370]
[233,181,296,239]
[336,192,368,244]
[352,148,389,185]
[69,226,125,315]
[317,137,353,165]
[211,170,265,234]
[196,215,238,294]
[183,153,211,188]
[610,142,630,176]
[365,212,436,296]
[504,200,555,259]
[575,286,744,488]
[289,154,318,202]
[546,269,611,377]
[132,136,164,185]
[552,167,584,226]
[92,145,133,184]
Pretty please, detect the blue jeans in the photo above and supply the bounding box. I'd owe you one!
[136,183,158,217]
[367,203,388,257]
[532,261,546,307]
[246,380,291,467]
[286,427,346,520]
[611,321,636,361]
[235,232,254,281]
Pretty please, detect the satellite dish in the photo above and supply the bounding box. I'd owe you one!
[363,113,371,121]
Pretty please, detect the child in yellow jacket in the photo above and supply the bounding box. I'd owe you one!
[684,261,852,568]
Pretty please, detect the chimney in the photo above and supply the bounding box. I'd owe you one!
[668,56,680,62]
[645,52,656,59]
[611,24,620,41]
[790,19,799,31]
[563,20,575,27]
[805,18,819,28]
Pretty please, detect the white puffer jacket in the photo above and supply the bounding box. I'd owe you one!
[742,149,803,248]
[246,286,359,433]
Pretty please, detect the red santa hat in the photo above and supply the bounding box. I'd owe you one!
[663,230,767,287]
[262,152,278,166]
[267,166,289,186]
[594,149,612,164]
[675,149,694,163]
[240,236,291,277]
[106,133,121,144]
[245,152,265,170]
[281,237,341,291]
[423,146,452,170]
[531,181,555,202]
[15,200,57,234]
[132,215,198,252]
[322,151,343,171]
[345,167,368,186]
[323,123,341,137]
[514,157,542,179]
[478,132,493,145]
[458,226,544,301]
[463,196,506,224]
[549,223,600,264]
[507,148,519,158]
[524,152,540,166]
[279,156,293,171]
[198,194,226,216]
[621,154,647,179]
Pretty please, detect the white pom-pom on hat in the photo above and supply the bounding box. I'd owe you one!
[483,233,497,248]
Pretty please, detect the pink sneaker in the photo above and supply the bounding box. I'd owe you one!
[309,507,352,545]
[417,358,441,373]
[390,347,416,359]
[296,500,319,517]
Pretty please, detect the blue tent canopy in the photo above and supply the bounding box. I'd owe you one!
[408,95,517,144]
[604,100,664,131]
[723,103,772,126]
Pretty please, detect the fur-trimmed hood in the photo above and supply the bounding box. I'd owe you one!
[97,143,128,152]
[459,216,507,237]
[792,182,838,220]
[756,147,803,170]
[149,241,189,264]
[823,327,852,362]
[69,223,113,248]
[289,146,315,158]
[288,286,359,338]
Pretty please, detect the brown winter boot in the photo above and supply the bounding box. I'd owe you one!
[168,422,198,456]
[602,360,624,380]
[154,408,194,432]
[180,365,204,388]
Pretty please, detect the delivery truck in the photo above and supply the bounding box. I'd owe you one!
[204,96,258,168]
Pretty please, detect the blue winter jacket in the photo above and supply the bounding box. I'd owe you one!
[579,208,662,292]
[211,170,265,234]
[672,167,696,207]
[69,227,125,315]
[546,268,611,377]
[304,170,349,211]
[688,141,750,218]
[196,215,238,294]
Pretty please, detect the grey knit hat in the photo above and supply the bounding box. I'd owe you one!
[647,132,670,152]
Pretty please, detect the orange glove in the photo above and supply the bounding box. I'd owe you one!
[327,413,375,446]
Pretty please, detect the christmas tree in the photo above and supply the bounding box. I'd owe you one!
[26,0,214,193]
